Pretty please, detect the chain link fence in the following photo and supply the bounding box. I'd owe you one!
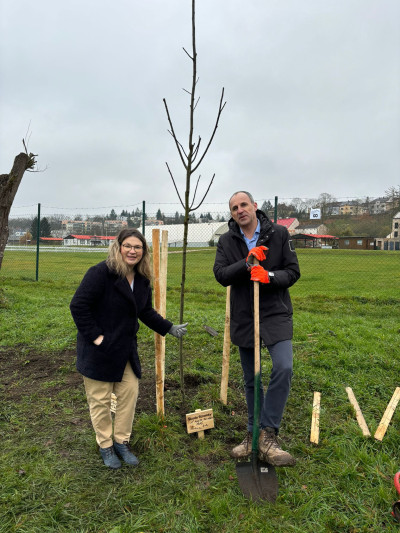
[3,198,400,298]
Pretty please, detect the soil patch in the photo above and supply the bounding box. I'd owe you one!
[0,346,198,418]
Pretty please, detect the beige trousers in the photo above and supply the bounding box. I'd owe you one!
[83,362,139,449]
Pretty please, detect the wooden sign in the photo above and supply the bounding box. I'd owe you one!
[186,409,214,437]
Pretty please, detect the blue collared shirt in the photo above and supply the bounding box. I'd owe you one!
[240,220,260,251]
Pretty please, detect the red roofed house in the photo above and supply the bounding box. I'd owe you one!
[271,218,299,235]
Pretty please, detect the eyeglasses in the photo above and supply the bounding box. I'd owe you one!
[121,244,144,252]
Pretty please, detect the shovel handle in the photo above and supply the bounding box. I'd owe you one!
[254,261,260,375]
[252,259,261,452]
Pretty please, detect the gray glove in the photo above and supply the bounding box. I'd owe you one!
[168,323,188,338]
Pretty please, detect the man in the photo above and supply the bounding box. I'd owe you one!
[213,191,300,466]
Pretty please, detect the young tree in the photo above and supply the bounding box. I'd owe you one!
[163,0,226,395]
[0,148,37,269]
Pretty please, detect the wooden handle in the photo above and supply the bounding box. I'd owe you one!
[254,259,260,375]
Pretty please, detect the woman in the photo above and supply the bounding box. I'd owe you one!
[70,228,187,469]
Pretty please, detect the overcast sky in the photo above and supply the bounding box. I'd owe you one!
[1,0,399,218]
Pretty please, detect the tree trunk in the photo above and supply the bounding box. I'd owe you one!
[0,152,35,269]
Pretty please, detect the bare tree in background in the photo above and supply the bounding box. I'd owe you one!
[0,141,37,269]
[163,0,226,396]
[385,185,400,213]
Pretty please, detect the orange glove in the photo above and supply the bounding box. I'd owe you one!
[246,245,268,264]
[250,265,270,284]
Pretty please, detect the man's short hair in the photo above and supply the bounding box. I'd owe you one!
[229,191,255,209]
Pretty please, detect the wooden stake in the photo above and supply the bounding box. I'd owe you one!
[374,387,400,441]
[310,392,321,444]
[220,286,231,405]
[160,231,168,385]
[152,229,168,417]
[345,387,371,437]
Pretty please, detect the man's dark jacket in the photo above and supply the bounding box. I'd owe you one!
[70,261,172,382]
[213,210,300,348]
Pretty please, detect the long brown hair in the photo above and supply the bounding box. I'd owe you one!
[106,228,151,280]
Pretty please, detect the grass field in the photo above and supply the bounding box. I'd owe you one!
[1,248,400,532]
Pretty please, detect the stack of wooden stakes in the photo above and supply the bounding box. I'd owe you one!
[310,387,400,444]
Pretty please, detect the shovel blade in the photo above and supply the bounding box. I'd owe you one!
[236,458,278,502]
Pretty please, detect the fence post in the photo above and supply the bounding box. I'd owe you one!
[35,203,41,281]
[142,200,146,236]
[274,196,278,222]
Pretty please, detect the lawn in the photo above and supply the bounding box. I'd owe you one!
[0,248,399,532]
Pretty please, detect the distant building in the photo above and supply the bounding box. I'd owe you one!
[63,235,116,246]
[369,197,391,215]
[338,236,376,250]
[295,223,328,235]
[61,219,127,236]
[291,234,338,248]
[376,211,400,251]
[387,212,400,238]
[145,218,164,226]
[339,202,368,216]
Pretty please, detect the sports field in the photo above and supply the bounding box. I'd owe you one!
[1,248,399,532]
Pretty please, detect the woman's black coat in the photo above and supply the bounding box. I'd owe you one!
[70,261,172,382]
[213,210,300,348]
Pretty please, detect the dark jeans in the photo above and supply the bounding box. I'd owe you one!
[239,340,293,433]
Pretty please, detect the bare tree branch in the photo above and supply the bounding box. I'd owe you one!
[193,96,200,111]
[192,136,201,162]
[27,164,47,173]
[165,162,185,209]
[182,47,193,61]
[192,87,226,173]
[191,174,215,211]
[163,98,187,169]
[168,130,188,159]
[189,175,201,209]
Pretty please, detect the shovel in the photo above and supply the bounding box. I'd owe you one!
[236,261,279,502]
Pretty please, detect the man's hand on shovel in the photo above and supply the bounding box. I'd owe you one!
[250,265,271,284]
[246,245,268,266]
